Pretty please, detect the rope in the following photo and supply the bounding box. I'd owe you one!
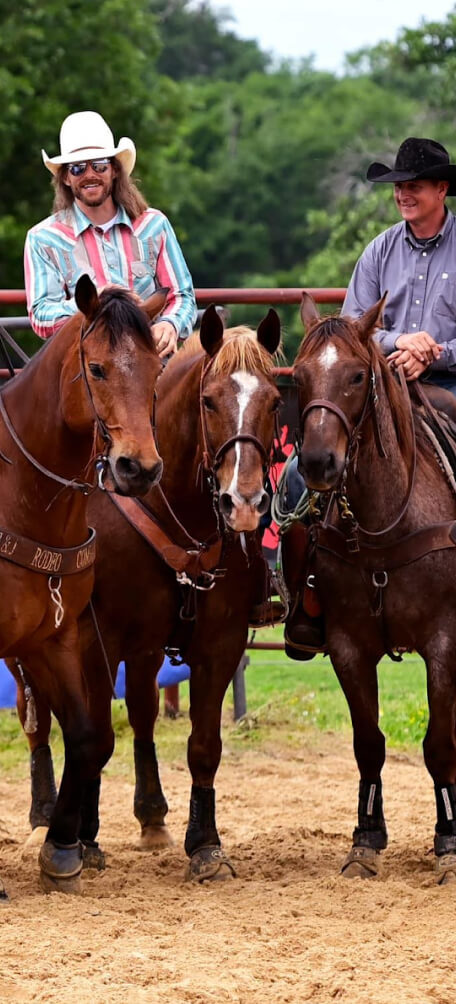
[270,447,310,534]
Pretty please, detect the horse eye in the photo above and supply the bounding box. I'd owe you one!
[351,371,365,386]
[88,363,106,380]
[203,395,216,411]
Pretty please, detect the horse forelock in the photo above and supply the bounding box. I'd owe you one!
[211,328,275,377]
[174,326,275,377]
[96,288,155,352]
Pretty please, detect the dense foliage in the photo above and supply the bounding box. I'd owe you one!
[2,1,456,356]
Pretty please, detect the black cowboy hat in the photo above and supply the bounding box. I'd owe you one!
[367,137,456,196]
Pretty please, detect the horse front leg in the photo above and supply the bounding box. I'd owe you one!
[125,650,173,850]
[184,645,243,883]
[422,636,456,885]
[330,634,387,879]
[26,625,114,894]
[7,657,57,835]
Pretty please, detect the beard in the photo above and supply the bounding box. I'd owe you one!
[74,177,114,207]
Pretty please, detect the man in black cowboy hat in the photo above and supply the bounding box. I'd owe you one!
[343,136,456,393]
[283,138,456,662]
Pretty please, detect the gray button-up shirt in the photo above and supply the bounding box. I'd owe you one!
[342,211,456,372]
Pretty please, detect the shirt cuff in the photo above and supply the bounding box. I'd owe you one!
[373,330,397,355]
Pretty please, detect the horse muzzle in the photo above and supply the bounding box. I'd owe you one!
[107,454,164,497]
[299,447,344,492]
[219,488,270,532]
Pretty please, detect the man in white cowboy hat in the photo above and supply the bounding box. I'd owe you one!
[343,136,456,394]
[24,110,196,352]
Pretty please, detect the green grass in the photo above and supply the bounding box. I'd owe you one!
[0,628,430,778]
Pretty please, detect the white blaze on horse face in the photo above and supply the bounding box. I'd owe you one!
[315,343,339,425]
[319,343,339,372]
[227,371,260,499]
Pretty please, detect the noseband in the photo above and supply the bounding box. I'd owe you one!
[298,367,387,469]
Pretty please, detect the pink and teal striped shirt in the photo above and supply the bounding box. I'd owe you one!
[24,202,196,339]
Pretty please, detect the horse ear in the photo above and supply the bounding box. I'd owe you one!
[257,308,281,355]
[300,291,320,333]
[75,274,100,320]
[200,304,224,357]
[142,287,170,323]
[355,293,388,343]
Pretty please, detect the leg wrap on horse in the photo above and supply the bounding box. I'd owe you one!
[353,779,388,850]
[30,744,57,830]
[133,739,168,828]
[184,785,220,857]
[434,784,456,855]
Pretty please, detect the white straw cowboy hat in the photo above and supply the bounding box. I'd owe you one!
[41,111,136,176]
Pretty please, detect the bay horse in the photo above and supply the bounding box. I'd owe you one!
[0,276,164,895]
[284,291,456,884]
[13,305,282,881]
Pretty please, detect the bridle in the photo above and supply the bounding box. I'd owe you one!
[198,351,274,489]
[0,302,118,498]
[298,362,417,539]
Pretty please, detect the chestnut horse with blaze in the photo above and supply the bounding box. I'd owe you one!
[14,305,281,882]
[0,276,164,895]
[283,292,456,884]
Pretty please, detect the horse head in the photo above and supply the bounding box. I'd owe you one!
[61,275,165,496]
[198,304,281,532]
[293,292,387,492]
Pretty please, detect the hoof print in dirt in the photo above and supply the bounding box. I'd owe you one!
[186,846,236,883]
[340,845,380,880]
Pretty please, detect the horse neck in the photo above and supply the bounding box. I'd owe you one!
[345,375,412,533]
[156,354,218,535]
[0,322,93,540]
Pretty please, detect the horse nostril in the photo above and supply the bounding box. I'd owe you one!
[256,491,270,516]
[219,493,234,517]
[116,456,142,480]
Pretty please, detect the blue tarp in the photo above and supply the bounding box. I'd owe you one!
[0,656,190,708]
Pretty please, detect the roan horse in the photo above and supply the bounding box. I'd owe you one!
[0,276,164,894]
[284,292,456,884]
[13,304,282,881]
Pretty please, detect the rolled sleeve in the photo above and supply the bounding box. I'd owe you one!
[154,218,196,339]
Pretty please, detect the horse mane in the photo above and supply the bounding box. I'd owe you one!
[296,313,416,462]
[96,288,155,351]
[173,325,276,377]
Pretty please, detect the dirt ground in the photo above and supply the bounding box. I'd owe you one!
[0,737,454,1004]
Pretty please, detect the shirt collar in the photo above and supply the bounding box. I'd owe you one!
[71,201,133,236]
[403,209,452,249]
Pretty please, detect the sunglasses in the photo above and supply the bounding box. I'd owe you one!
[67,158,112,177]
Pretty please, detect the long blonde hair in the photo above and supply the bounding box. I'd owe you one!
[52,159,148,219]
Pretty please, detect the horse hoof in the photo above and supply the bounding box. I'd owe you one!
[436,853,456,885]
[82,842,106,871]
[186,845,236,883]
[39,839,83,894]
[341,845,380,880]
[137,824,174,851]
[22,826,49,859]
